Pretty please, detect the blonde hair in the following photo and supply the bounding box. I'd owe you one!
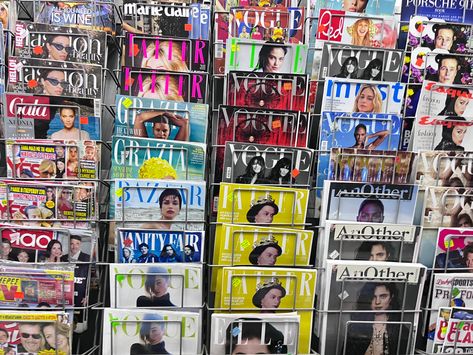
[142,41,189,72]
[350,19,373,46]
[139,75,184,102]
[353,85,383,113]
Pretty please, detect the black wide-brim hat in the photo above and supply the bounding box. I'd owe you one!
[252,284,286,308]
[249,243,282,265]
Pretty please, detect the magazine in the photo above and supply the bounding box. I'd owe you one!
[217,266,316,354]
[110,179,206,231]
[216,0,299,10]
[34,0,116,34]
[216,183,309,228]
[114,95,208,144]
[209,312,300,355]
[109,263,203,308]
[6,140,100,180]
[103,308,202,355]
[221,142,313,186]
[7,57,103,100]
[317,42,404,82]
[433,228,473,270]
[323,220,421,264]
[442,307,473,353]
[116,228,204,263]
[122,32,210,72]
[320,77,406,114]
[14,21,107,66]
[225,71,309,111]
[4,93,101,140]
[312,0,397,19]
[110,136,206,181]
[120,67,208,104]
[430,307,451,353]
[224,39,308,75]
[316,9,398,49]
[320,181,420,226]
[122,2,210,40]
[422,186,473,228]
[415,151,473,188]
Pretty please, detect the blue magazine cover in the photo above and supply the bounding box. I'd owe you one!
[116,228,204,263]
[110,136,206,180]
[115,95,208,144]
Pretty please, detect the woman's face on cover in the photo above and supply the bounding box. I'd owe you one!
[123,248,131,258]
[42,70,66,96]
[356,20,369,38]
[148,323,164,344]
[371,285,392,311]
[457,215,472,228]
[354,127,367,145]
[42,325,56,349]
[152,276,168,297]
[57,161,65,172]
[17,251,29,262]
[27,208,42,219]
[369,244,388,261]
[231,338,270,354]
[141,76,184,102]
[47,35,71,61]
[265,48,286,73]
[356,87,375,112]
[254,206,276,224]
[452,125,467,146]
[57,333,68,350]
[261,288,283,309]
[279,165,290,177]
[60,108,75,129]
[346,59,356,74]
[257,246,279,266]
[251,159,263,174]
[161,195,181,220]
[343,0,368,12]
[371,65,381,78]
[69,147,78,160]
[455,97,470,115]
[144,42,181,71]
[51,242,62,258]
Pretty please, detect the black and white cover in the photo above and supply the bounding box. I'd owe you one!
[320,181,420,226]
[320,260,426,355]
[14,21,107,66]
[221,142,313,187]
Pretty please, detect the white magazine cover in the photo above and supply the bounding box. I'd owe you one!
[109,263,203,308]
[103,308,202,355]
[441,307,473,353]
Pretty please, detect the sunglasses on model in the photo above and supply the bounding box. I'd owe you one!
[21,333,42,339]
[50,42,73,54]
[45,77,68,88]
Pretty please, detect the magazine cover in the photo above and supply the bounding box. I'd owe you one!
[6,140,100,180]
[433,228,473,270]
[415,151,473,188]
[320,181,420,226]
[116,228,204,263]
[423,186,473,228]
[210,313,300,355]
[320,260,426,355]
[120,67,208,104]
[4,94,101,140]
[0,311,72,354]
[103,308,201,355]
[216,183,309,228]
[217,266,316,354]
[317,42,404,82]
[410,115,473,152]
[430,306,451,353]
[7,57,103,100]
[111,179,206,231]
[122,2,210,40]
[313,0,396,16]
[122,32,210,72]
[213,223,313,266]
[323,220,421,264]
[34,0,115,34]
[114,95,208,144]
[109,263,203,308]
[110,136,206,181]
[320,77,406,114]
[316,9,399,49]
[217,0,300,10]
[225,71,309,111]
[442,307,473,353]
[221,142,313,186]
[14,21,107,66]
[225,39,308,75]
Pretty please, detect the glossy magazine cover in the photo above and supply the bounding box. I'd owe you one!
[14,21,107,66]
[122,32,210,72]
[313,0,396,16]
[4,93,101,140]
[116,228,204,263]
[400,0,473,28]
[115,95,208,144]
[434,228,473,269]
[442,307,473,353]
[110,136,206,181]
[120,67,208,104]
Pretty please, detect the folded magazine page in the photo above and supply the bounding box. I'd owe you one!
[320,260,426,355]
[103,308,201,355]
[209,312,300,355]
[110,136,206,181]
[442,307,473,353]
[116,228,204,263]
[109,263,203,308]
[115,95,208,144]
[14,21,107,66]
[216,183,309,228]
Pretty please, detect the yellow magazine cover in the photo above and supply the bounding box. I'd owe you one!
[217,266,316,354]
[216,183,309,228]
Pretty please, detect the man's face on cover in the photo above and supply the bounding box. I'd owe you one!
[439,58,459,84]
[60,108,75,130]
[465,252,473,272]
[140,245,149,255]
[371,285,392,312]
[435,28,455,51]
[2,242,11,258]
[70,238,81,255]
[357,202,384,223]
[369,244,388,261]
[19,324,42,352]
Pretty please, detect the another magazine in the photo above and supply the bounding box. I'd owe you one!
[433,228,473,270]
[442,307,473,353]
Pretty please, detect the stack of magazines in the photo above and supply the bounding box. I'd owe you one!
[103,2,211,353]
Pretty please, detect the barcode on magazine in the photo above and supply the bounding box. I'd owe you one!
[321,140,328,151]
[322,67,327,78]
[94,99,101,118]
[226,167,232,179]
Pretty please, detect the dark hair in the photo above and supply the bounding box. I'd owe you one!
[355,241,395,261]
[268,157,292,182]
[354,123,367,134]
[0,328,8,338]
[37,302,51,308]
[37,69,65,94]
[244,156,266,179]
[59,106,76,116]
[246,200,279,223]
[439,89,471,115]
[360,58,383,80]
[338,56,359,78]
[1,238,10,246]
[358,198,384,216]
[70,235,82,242]
[463,244,473,259]
[355,282,400,320]
[159,189,182,210]
[255,43,288,72]
[184,244,195,253]
[225,318,287,354]
[46,240,62,257]
[252,284,286,308]
[139,313,164,342]
[426,54,461,83]
[435,116,467,150]
[43,34,72,60]
[144,266,170,296]
[160,244,176,257]
[138,243,149,250]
